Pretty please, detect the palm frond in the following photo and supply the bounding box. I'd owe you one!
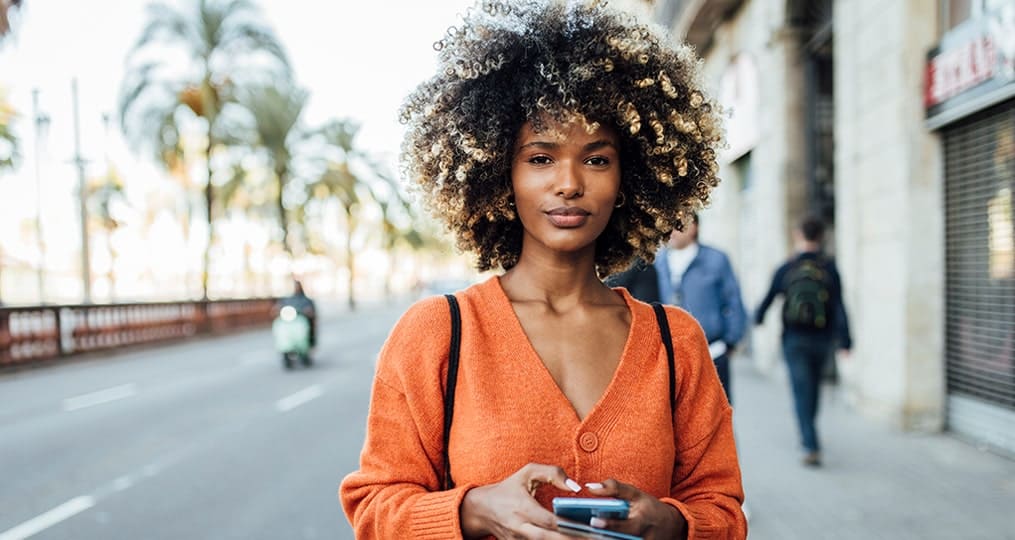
[218,25,291,71]
[240,83,307,149]
[130,3,198,56]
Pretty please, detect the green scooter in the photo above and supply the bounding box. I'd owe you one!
[272,305,313,369]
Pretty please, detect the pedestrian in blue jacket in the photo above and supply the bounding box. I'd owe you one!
[653,213,748,403]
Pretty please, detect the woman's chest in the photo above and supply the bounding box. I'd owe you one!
[446,358,676,499]
[517,313,630,419]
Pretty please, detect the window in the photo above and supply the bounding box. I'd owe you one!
[942,0,993,32]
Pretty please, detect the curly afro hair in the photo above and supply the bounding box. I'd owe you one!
[400,0,723,276]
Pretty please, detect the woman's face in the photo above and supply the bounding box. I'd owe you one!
[510,117,622,259]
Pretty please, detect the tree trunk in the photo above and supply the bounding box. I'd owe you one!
[345,210,356,311]
[384,268,392,303]
[276,167,290,255]
[108,230,117,302]
[201,132,213,301]
[199,74,217,301]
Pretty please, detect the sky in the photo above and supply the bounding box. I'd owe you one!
[0,0,476,301]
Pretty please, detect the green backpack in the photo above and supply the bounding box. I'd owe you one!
[782,257,833,331]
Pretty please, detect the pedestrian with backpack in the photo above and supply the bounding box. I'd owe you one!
[754,216,853,467]
[340,2,746,538]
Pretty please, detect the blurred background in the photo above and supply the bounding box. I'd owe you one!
[0,0,1012,539]
[0,0,476,308]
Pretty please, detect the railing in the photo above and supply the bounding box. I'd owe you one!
[0,299,279,368]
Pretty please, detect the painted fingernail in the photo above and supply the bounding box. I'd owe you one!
[565,478,581,492]
[590,517,608,528]
[585,482,604,489]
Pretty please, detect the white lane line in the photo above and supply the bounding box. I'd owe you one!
[63,384,136,412]
[0,495,95,540]
[275,385,323,412]
[62,384,136,412]
[111,475,134,492]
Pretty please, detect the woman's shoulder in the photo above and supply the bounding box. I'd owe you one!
[657,304,710,357]
[396,294,456,332]
[648,302,703,334]
[376,295,456,383]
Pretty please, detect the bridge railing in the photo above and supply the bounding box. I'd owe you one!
[0,298,278,368]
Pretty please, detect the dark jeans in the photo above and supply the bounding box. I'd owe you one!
[782,333,832,452]
[714,354,731,404]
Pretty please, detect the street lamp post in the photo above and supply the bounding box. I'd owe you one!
[71,78,92,304]
[31,88,50,304]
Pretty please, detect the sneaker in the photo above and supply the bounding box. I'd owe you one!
[802,451,822,467]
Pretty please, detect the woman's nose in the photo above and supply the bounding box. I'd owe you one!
[555,163,584,199]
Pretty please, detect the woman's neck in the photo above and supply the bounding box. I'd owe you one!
[499,250,615,309]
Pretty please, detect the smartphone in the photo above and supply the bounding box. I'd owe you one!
[552,497,630,522]
[556,520,643,540]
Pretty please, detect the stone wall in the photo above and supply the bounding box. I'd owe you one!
[834,0,945,430]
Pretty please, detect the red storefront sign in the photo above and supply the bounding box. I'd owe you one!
[925,36,997,108]
[925,4,1015,120]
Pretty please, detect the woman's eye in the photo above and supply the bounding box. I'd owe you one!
[529,155,553,165]
[586,156,610,166]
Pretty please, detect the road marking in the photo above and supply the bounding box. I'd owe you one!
[0,495,95,540]
[63,384,136,412]
[112,475,133,492]
[275,385,323,412]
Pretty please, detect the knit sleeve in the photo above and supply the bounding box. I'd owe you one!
[659,307,747,540]
[339,296,477,539]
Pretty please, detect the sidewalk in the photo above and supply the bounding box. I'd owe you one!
[732,360,1015,540]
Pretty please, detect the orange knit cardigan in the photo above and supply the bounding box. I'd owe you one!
[340,277,746,539]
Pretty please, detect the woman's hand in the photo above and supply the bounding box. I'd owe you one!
[460,463,582,539]
[583,479,688,540]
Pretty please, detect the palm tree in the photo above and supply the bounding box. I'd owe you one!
[304,122,435,309]
[304,119,369,310]
[0,0,21,42]
[364,161,428,299]
[0,86,17,172]
[86,167,127,301]
[119,0,290,299]
[234,82,308,256]
[0,86,19,305]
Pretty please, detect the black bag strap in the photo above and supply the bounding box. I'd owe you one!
[651,303,677,416]
[442,294,462,491]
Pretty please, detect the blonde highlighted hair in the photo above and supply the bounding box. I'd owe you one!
[400,0,723,275]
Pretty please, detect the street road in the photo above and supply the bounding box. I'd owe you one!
[0,301,405,540]
[4,297,1013,540]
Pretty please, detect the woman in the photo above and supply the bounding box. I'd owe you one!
[340,1,746,538]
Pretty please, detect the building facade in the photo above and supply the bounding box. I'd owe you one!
[651,0,1014,454]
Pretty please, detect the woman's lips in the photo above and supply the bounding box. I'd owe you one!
[545,207,590,228]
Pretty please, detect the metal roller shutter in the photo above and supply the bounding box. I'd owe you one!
[943,99,1015,453]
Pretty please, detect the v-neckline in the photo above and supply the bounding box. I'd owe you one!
[487,276,644,425]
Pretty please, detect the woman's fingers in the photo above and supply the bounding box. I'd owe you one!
[584,477,638,500]
[518,463,581,494]
[479,463,581,538]
[583,479,652,536]
[508,497,559,531]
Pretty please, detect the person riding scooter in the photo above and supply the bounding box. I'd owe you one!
[273,280,317,369]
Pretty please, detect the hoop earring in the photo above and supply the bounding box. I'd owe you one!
[614,192,626,208]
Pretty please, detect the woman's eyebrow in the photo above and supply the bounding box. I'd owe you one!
[584,139,617,151]
[517,140,559,151]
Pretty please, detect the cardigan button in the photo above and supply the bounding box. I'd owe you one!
[579,432,599,452]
